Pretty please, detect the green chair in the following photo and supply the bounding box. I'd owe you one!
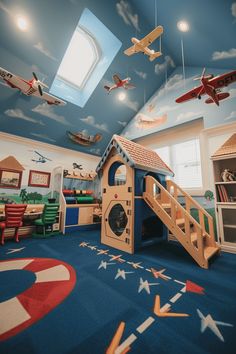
[34,203,60,237]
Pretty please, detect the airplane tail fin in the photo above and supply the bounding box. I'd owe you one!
[149,51,162,62]
[104,85,111,93]
[94,133,102,143]
[205,92,229,105]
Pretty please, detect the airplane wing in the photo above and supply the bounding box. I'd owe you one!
[0,66,30,92]
[208,70,236,89]
[113,74,122,84]
[124,45,136,56]
[123,83,135,89]
[139,26,163,48]
[176,85,206,103]
[33,90,66,105]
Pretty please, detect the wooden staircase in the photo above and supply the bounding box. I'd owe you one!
[143,176,220,269]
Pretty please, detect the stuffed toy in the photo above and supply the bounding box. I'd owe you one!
[221,169,235,182]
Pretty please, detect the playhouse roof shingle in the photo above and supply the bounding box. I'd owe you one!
[212,133,236,158]
[96,134,174,176]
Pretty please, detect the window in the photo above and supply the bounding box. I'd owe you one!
[155,138,202,190]
[50,8,122,107]
[57,27,99,89]
[109,162,127,186]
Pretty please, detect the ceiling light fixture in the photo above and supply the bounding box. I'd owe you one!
[177,20,189,32]
[118,92,126,101]
[16,16,28,31]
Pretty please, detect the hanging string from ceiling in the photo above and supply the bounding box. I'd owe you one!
[181,36,186,87]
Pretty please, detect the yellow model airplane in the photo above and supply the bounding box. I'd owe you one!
[124,26,163,62]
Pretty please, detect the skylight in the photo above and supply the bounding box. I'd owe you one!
[57,27,99,89]
[50,8,122,108]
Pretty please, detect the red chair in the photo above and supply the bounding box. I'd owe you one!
[0,204,27,245]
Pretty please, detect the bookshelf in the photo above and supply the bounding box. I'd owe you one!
[211,134,236,253]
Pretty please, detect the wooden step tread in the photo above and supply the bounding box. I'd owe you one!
[176,218,185,226]
[191,232,206,243]
[204,246,219,260]
[161,203,171,209]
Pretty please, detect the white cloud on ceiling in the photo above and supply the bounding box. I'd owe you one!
[33,42,57,61]
[134,70,147,79]
[5,108,44,125]
[212,48,236,60]
[176,111,203,121]
[0,1,10,15]
[122,97,139,111]
[80,115,109,132]
[118,120,127,127]
[116,0,140,32]
[232,2,236,19]
[227,88,236,99]
[155,55,176,74]
[225,111,236,120]
[156,104,179,116]
[30,133,56,142]
[32,103,71,126]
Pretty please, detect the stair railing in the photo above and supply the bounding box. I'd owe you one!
[144,176,205,258]
[166,180,216,247]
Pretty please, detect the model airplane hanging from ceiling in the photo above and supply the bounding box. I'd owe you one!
[67,131,102,146]
[104,74,135,93]
[0,66,66,105]
[124,25,163,62]
[176,68,236,106]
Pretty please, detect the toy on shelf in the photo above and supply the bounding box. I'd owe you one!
[221,169,235,182]
[124,26,163,62]
[176,68,236,106]
[96,134,219,268]
[104,74,135,94]
[60,169,101,234]
[63,189,94,204]
[0,67,66,105]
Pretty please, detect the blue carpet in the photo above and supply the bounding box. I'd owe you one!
[0,231,236,354]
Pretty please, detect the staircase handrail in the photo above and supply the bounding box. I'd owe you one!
[144,176,204,254]
[166,180,215,242]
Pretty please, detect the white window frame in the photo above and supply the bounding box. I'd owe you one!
[57,26,100,90]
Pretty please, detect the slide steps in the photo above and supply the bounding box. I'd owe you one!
[143,176,220,269]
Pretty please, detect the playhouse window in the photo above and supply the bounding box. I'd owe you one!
[109,162,127,186]
[108,203,128,236]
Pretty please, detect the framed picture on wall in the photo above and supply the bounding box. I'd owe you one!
[28,170,51,188]
[0,169,22,189]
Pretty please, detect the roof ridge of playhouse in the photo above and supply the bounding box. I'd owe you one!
[96,134,174,176]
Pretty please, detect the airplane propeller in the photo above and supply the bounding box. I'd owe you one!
[194,68,213,81]
[32,72,48,96]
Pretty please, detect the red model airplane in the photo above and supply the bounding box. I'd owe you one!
[104,74,135,94]
[0,66,66,105]
[176,68,236,106]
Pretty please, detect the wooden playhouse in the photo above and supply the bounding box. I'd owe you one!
[96,135,220,268]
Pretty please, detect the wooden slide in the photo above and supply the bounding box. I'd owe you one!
[143,176,220,269]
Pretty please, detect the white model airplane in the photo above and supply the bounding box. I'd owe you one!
[0,66,66,105]
[197,309,233,342]
[124,26,163,62]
